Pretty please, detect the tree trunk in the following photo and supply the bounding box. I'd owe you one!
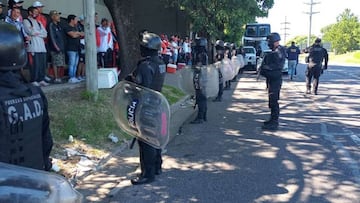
[104,0,140,80]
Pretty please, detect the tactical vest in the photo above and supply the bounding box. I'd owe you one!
[136,56,166,92]
[309,45,325,64]
[0,84,45,170]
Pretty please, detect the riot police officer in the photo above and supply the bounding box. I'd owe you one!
[213,39,225,102]
[0,22,53,171]
[259,32,286,130]
[190,37,208,124]
[305,38,328,95]
[130,31,166,185]
[223,42,232,90]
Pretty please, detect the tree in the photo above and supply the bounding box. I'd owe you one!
[103,0,140,79]
[322,9,360,54]
[162,0,274,42]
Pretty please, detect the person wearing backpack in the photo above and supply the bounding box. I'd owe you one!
[305,38,328,95]
[23,6,49,87]
[0,21,53,171]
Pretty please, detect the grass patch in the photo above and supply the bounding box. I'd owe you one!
[47,84,186,147]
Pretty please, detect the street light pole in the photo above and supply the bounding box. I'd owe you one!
[304,0,319,47]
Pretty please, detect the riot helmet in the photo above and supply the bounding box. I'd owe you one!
[0,22,27,71]
[315,38,321,44]
[230,43,236,50]
[224,42,231,50]
[215,40,224,48]
[195,37,208,47]
[140,32,161,51]
[267,32,281,43]
[267,32,281,50]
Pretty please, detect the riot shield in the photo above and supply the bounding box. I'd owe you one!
[198,65,219,98]
[178,66,195,95]
[221,58,236,81]
[231,56,241,75]
[0,162,83,203]
[237,54,245,69]
[112,81,170,149]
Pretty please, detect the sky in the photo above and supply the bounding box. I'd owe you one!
[257,0,360,44]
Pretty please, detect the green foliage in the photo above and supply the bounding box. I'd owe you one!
[162,0,274,43]
[162,85,186,105]
[322,9,360,54]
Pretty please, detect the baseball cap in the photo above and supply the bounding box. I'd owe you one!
[49,10,61,17]
[32,1,44,7]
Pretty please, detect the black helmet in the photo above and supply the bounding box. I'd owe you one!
[140,32,161,51]
[267,32,281,43]
[0,22,27,71]
[215,40,224,48]
[224,42,231,50]
[315,38,321,43]
[230,43,236,50]
[195,37,207,47]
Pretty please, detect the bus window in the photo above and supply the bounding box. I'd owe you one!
[259,26,270,37]
[246,26,257,37]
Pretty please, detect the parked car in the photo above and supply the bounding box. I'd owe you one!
[243,46,257,70]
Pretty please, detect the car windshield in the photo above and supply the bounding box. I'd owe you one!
[244,48,255,54]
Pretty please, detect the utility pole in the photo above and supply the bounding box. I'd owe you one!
[280,16,290,45]
[84,0,98,101]
[304,0,320,47]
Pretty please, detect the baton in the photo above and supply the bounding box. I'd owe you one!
[130,138,136,149]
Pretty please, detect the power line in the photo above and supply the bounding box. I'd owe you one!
[304,0,320,46]
[280,16,290,44]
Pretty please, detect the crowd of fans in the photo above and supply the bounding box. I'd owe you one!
[160,34,193,66]
[0,0,119,86]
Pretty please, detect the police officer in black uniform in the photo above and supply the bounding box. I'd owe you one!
[190,37,208,124]
[130,31,166,185]
[0,22,53,171]
[223,42,232,90]
[213,39,225,102]
[259,32,286,130]
[305,38,328,95]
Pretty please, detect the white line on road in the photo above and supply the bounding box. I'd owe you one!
[321,123,360,185]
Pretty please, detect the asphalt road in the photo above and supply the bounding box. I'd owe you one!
[105,63,360,203]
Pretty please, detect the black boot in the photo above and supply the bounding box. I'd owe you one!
[262,120,279,131]
[212,97,222,102]
[131,175,155,185]
[190,118,204,124]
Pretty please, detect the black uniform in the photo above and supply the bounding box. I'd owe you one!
[132,55,166,183]
[0,71,53,171]
[260,45,286,129]
[190,42,208,124]
[305,43,328,95]
[213,48,224,102]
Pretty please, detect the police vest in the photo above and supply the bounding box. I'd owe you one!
[136,56,166,92]
[0,84,45,170]
[309,45,325,64]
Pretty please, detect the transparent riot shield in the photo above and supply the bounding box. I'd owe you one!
[222,58,236,81]
[237,54,245,69]
[178,66,195,95]
[0,162,83,203]
[231,56,241,75]
[199,65,219,98]
[112,80,170,149]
